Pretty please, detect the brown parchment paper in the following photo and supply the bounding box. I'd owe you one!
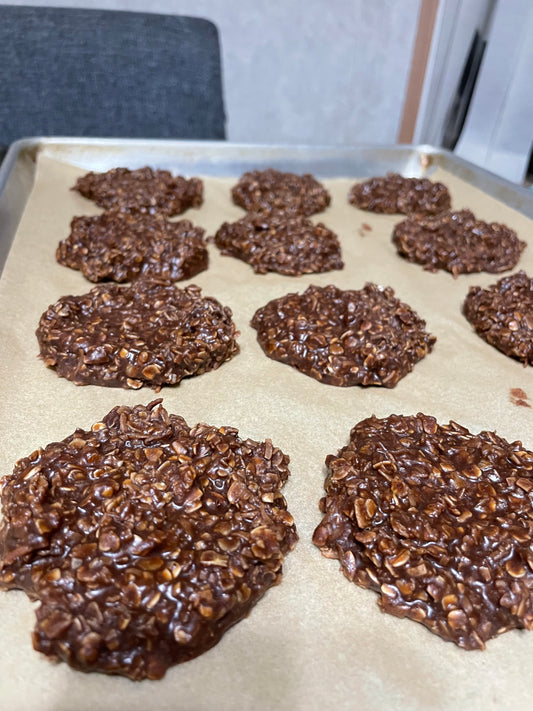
[1,154,533,711]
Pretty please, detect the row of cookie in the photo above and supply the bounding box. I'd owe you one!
[36,268,533,393]
[2,400,533,680]
[73,165,447,217]
[56,206,526,283]
[57,206,527,283]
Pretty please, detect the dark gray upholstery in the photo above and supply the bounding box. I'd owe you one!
[0,5,226,147]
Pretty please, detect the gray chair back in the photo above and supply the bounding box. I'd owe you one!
[0,5,226,149]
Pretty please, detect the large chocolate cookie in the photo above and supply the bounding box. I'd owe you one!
[231,169,331,216]
[73,167,203,216]
[213,212,343,275]
[392,209,526,276]
[251,283,435,387]
[349,173,451,215]
[463,271,533,364]
[36,281,239,389]
[313,413,533,649]
[57,210,208,283]
[0,401,297,679]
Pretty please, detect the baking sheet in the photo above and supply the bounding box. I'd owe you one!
[1,148,533,711]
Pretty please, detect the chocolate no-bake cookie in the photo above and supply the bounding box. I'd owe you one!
[73,167,203,215]
[57,210,208,283]
[36,281,239,389]
[251,283,435,387]
[0,400,297,679]
[463,271,533,364]
[313,413,533,649]
[392,209,526,276]
[349,173,451,215]
[213,212,343,275]
[231,169,331,216]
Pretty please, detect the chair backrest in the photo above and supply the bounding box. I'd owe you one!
[0,5,226,146]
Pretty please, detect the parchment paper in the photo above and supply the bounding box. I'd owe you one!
[1,153,533,711]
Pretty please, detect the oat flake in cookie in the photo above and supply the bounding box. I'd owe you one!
[73,166,203,216]
[36,281,239,389]
[348,172,451,215]
[57,210,208,283]
[251,283,435,387]
[231,168,331,216]
[392,209,526,277]
[0,401,297,679]
[313,413,533,649]
[213,212,343,276]
[463,271,533,364]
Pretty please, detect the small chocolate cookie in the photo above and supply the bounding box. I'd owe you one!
[392,209,526,276]
[463,271,533,364]
[349,173,451,215]
[57,210,208,283]
[231,169,331,216]
[0,400,297,679]
[251,283,435,387]
[213,212,343,275]
[73,167,203,215]
[313,413,533,649]
[36,282,239,389]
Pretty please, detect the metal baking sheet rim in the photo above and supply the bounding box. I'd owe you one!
[1,137,533,275]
